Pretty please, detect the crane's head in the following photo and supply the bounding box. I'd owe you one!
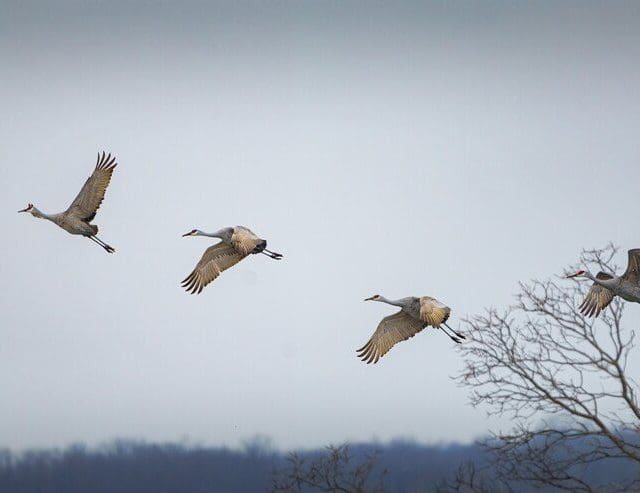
[182,229,201,237]
[18,203,34,214]
[566,270,587,279]
[364,294,381,301]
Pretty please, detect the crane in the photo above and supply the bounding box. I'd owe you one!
[181,226,282,294]
[357,294,465,364]
[18,152,117,253]
[567,249,640,317]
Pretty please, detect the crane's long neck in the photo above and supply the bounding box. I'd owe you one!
[31,206,54,221]
[199,228,232,242]
[585,271,618,289]
[377,296,405,307]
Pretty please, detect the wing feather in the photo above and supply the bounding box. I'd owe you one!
[231,227,264,255]
[578,272,615,318]
[66,152,117,222]
[181,242,246,294]
[356,311,425,364]
[419,297,451,327]
[622,249,640,285]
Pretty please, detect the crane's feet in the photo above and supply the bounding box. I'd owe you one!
[444,323,466,339]
[265,249,283,259]
[103,244,115,253]
[440,327,464,344]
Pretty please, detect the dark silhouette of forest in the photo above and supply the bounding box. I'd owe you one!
[0,437,637,492]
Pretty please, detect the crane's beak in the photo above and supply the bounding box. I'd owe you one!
[18,207,29,213]
[364,296,375,301]
[182,231,194,237]
[566,271,584,279]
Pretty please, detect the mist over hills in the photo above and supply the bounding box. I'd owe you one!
[1,438,637,492]
[0,439,471,492]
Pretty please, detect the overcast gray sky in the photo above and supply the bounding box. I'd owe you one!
[1,1,640,451]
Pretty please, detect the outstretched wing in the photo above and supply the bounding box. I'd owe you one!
[356,311,425,364]
[622,249,640,285]
[578,272,615,318]
[419,297,451,327]
[181,242,246,294]
[66,152,117,222]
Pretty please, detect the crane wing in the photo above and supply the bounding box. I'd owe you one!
[578,272,615,318]
[419,297,451,327]
[231,227,263,255]
[356,311,426,364]
[181,242,246,294]
[622,249,640,285]
[66,152,117,222]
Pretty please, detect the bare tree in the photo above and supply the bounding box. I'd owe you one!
[450,244,640,492]
[436,460,511,493]
[270,444,386,493]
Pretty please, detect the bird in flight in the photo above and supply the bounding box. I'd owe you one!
[567,249,640,317]
[181,226,282,294]
[357,294,465,364]
[19,152,118,253]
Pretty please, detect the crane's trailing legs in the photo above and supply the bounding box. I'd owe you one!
[439,326,463,344]
[261,249,283,260]
[440,328,463,343]
[443,322,466,340]
[88,235,115,253]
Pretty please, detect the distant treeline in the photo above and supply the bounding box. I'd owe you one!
[0,438,636,492]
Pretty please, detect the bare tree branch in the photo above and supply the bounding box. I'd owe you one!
[453,244,640,492]
[270,444,387,493]
[436,460,512,493]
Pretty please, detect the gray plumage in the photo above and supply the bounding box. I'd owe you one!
[19,152,117,253]
[357,294,465,364]
[181,226,283,294]
[567,249,640,317]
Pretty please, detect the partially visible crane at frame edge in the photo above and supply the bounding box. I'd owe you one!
[567,249,640,317]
